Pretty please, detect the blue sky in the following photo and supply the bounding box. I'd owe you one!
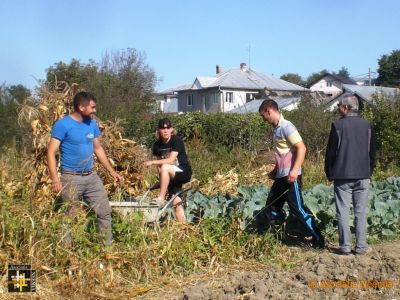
[1,0,399,91]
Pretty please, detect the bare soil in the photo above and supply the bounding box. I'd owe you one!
[142,242,399,300]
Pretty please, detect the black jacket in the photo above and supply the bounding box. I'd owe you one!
[325,113,376,180]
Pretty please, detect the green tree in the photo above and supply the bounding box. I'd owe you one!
[45,48,158,120]
[376,50,400,87]
[0,84,30,148]
[334,67,350,78]
[8,84,31,103]
[363,92,400,166]
[305,69,328,87]
[280,73,305,87]
[46,59,88,85]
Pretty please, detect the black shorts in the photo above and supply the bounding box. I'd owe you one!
[168,166,192,194]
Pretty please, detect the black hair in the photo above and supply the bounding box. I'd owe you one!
[73,92,96,111]
[258,99,279,113]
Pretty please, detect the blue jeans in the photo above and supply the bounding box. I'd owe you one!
[334,179,370,253]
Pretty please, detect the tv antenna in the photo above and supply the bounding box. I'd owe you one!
[246,44,252,69]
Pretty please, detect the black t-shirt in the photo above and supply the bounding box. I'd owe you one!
[152,135,191,169]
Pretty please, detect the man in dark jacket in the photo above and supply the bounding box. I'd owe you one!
[325,93,376,255]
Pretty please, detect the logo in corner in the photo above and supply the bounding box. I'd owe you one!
[7,264,36,293]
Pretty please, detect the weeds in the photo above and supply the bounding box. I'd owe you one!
[0,186,284,298]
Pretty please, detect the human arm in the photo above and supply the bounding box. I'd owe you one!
[288,141,306,183]
[369,125,377,176]
[268,162,277,179]
[324,123,338,181]
[93,137,122,182]
[144,151,179,167]
[47,137,62,192]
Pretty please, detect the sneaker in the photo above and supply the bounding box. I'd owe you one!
[311,237,326,249]
[355,247,372,256]
[150,197,166,208]
[333,248,351,256]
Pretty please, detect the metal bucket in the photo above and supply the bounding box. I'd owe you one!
[109,200,159,223]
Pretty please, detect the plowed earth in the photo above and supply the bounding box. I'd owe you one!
[142,242,399,300]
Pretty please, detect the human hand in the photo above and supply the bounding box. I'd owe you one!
[51,180,62,193]
[144,161,153,168]
[110,170,123,183]
[268,168,277,179]
[288,169,298,183]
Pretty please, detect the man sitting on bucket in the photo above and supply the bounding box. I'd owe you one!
[144,118,192,223]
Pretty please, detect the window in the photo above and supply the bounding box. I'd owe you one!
[225,92,233,103]
[203,95,208,107]
[187,95,193,106]
[327,81,332,87]
[213,94,218,104]
[246,93,255,102]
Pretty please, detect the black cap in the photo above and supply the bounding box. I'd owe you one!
[158,118,172,129]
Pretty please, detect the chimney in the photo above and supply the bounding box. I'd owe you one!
[240,63,247,71]
[216,65,222,74]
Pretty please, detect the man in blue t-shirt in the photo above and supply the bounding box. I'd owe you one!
[47,91,121,248]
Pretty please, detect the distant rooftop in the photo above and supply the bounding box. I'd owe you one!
[327,84,399,107]
[158,83,192,95]
[228,96,301,113]
[307,73,357,88]
[191,66,307,91]
[162,64,308,94]
[342,84,398,102]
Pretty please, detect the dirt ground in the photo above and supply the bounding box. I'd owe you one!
[141,242,399,300]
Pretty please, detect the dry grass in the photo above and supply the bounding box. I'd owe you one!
[0,81,303,298]
[16,80,149,205]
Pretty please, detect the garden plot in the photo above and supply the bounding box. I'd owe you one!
[146,242,399,299]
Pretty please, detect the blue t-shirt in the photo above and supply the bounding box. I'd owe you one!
[51,115,100,171]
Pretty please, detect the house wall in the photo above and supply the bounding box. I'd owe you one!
[178,89,222,113]
[178,89,259,113]
[310,75,343,96]
[221,90,259,112]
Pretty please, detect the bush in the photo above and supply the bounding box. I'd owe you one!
[285,99,336,159]
[125,112,270,150]
[125,100,335,160]
[124,96,400,187]
[364,92,400,166]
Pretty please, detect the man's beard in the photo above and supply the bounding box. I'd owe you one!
[83,114,94,120]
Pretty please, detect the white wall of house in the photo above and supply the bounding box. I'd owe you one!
[222,90,259,112]
[158,95,178,112]
[178,89,258,113]
[309,75,343,96]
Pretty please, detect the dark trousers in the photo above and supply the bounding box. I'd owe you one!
[265,176,324,243]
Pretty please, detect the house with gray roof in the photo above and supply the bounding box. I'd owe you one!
[326,84,399,111]
[156,83,192,113]
[308,73,357,97]
[174,63,308,113]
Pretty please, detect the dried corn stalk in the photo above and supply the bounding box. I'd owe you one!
[192,164,274,197]
[242,164,275,186]
[18,80,148,204]
[199,169,239,197]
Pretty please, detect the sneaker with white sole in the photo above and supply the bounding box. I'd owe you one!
[150,198,166,208]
